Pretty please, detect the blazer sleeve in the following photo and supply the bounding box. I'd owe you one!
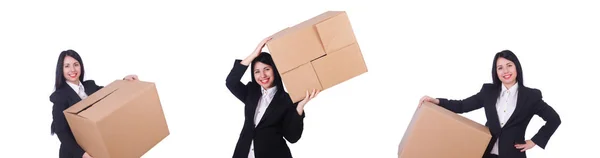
[282,102,305,143]
[50,92,85,157]
[226,59,250,102]
[436,84,487,113]
[530,89,561,149]
[84,80,104,92]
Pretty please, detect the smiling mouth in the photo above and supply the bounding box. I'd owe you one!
[502,74,512,80]
[69,73,78,78]
[259,78,270,84]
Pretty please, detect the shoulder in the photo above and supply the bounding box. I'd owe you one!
[82,80,99,87]
[49,87,68,104]
[480,83,497,92]
[521,86,543,99]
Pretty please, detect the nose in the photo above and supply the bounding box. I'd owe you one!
[259,71,266,78]
[69,66,76,72]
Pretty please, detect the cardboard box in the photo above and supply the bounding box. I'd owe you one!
[267,11,368,103]
[398,102,491,158]
[63,80,169,158]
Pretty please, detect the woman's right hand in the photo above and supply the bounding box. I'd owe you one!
[241,36,273,66]
[419,95,439,106]
[82,152,93,158]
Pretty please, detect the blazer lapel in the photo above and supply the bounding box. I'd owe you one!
[256,90,282,128]
[484,89,502,133]
[248,89,261,126]
[504,87,526,127]
[84,83,95,96]
[65,87,83,104]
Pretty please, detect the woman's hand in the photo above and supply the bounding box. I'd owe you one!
[419,95,439,106]
[515,140,536,152]
[82,152,93,158]
[296,89,320,115]
[123,74,139,81]
[241,36,272,66]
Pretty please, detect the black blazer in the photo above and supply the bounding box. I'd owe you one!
[50,80,103,158]
[226,60,305,158]
[437,83,561,158]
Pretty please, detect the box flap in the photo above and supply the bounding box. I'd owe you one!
[293,11,344,30]
[423,102,491,135]
[64,80,126,115]
[281,62,323,103]
[267,25,325,74]
[266,11,345,74]
[65,80,154,121]
[312,43,367,90]
[315,11,357,54]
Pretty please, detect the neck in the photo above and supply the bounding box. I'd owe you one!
[68,80,80,85]
[503,82,516,90]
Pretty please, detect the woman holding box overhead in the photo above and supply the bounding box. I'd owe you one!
[50,50,139,158]
[419,50,561,158]
[226,37,319,158]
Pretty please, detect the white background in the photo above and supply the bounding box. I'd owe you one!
[0,0,598,157]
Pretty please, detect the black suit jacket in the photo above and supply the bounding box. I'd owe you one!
[50,80,103,158]
[437,83,561,158]
[226,60,305,158]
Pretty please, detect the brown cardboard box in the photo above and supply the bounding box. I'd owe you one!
[267,11,368,103]
[63,80,169,158]
[398,102,491,158]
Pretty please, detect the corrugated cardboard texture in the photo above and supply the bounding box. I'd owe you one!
[267,23,325,74]
[312,43,366,90]
[398,102,491,158]
[315,12,357,54]
[267,11,368,103]
[64,80,169,158]
[64,112,109,158]
[281,62,323,102]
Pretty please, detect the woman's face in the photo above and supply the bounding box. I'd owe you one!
[63,55,81,84]
[496,57,517,86]
[253,61,275,89]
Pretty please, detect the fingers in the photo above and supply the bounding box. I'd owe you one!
[314,89,320,98]
[514,144,525,149]
[304,90,310,100]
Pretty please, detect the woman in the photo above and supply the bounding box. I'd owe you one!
[419,50,561,158]
[226,37,319,158]
[50,49,139,158]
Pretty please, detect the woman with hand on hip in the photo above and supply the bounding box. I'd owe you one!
[226,37,319,158]
[420,50,561,158]
[50,50,139,158]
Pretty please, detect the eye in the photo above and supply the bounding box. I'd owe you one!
[74,63,80,67]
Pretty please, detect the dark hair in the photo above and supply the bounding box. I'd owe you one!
[491,50,524,87]
[54,49,85,90]
[250,52,284,90]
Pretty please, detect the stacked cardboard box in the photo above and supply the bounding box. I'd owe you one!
[266,11,368,103]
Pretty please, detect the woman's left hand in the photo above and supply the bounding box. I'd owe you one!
[515,140,536,152]
[123,74,139,81]
[296,89,320,115]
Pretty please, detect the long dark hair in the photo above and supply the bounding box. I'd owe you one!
[491,50,524,88]
[54,49,85,90]
[250,52,284,90]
